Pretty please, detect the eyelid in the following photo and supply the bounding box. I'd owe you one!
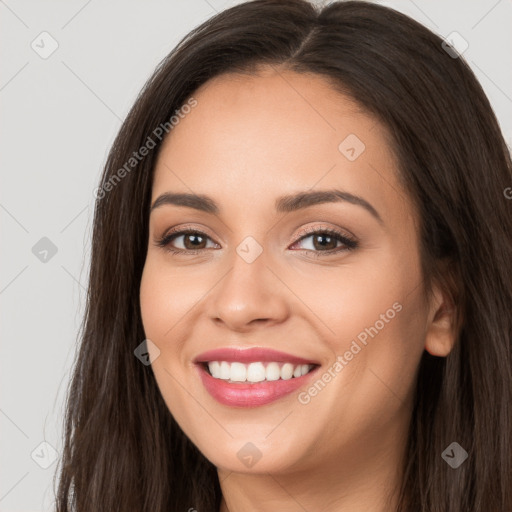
[160,223,219,242]
[293,223,356,243]
[159,224,221,253]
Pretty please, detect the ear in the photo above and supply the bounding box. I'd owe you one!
[424,281,457,357]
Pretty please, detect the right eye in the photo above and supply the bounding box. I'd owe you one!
[155,229,220,254]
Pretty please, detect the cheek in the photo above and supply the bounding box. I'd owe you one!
[139,262,201,435]
[139,259,204,342]
[287,257,408,347]
[139,264,168,341]
[335,285,426,413]
[289,250,426,402]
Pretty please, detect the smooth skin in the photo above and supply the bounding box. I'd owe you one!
[139,66,456,512]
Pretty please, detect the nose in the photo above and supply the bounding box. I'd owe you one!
[209,249,290,332]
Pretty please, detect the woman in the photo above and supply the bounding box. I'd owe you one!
[54,1,512,511]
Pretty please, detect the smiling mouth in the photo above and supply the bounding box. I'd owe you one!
[201,361,318,384]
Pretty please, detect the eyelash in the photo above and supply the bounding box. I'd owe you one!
[155,224,358,258]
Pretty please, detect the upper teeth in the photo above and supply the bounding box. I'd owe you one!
[207,361,314,383]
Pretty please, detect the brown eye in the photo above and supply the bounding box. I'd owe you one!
[156,229,219,254]
[311,233,338,251]
[182,232,207,250]
[291,228,358,254]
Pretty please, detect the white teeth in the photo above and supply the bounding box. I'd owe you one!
[219,361,230,380]
[265,362,280,381]
[206,361,315,383]
[230,362,247,382]
[247,362,266,382]
[209,361,221,378]
[281,363,294,380]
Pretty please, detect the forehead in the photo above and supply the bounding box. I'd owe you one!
[151,67,412,224]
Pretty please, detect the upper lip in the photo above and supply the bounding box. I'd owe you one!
[193,347,320,365]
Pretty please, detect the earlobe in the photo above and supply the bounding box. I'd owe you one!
[424,285,458,357]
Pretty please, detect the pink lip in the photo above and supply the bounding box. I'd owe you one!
[193,347,319,365]
[193,347,320,408]
[195,363,320,408]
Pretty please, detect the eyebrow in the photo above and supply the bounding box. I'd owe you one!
[150,189,383,224]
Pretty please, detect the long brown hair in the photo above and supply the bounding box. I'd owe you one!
[54,1,512,510]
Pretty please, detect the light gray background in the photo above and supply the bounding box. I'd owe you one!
[1,0,511,510]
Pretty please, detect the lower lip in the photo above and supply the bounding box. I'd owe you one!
[196,363,319,407]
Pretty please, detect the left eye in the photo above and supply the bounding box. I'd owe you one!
[291,230,357,252]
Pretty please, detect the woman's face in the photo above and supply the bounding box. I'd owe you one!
[140,67,445,477]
